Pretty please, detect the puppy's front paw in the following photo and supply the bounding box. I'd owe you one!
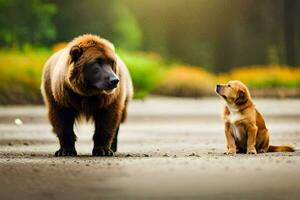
[92,146,114,157]
[247,148,257,154]
[258,149,266,153]
[226,148,236,155]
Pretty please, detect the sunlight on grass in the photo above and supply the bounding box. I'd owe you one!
[154,65,215,97]
[0,48,166,103]
[0,50,50,104]
[0,49,299,103]
[218,65,300,88]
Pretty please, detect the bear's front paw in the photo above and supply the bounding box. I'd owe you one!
[247,148,257,154]
[92,146,114,157]
[55,147,77,157]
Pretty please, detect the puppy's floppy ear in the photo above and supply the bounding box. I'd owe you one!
[70,46,83,63]
[235,90,247,105]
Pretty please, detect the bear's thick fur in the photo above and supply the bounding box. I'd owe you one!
[41,34,133,156]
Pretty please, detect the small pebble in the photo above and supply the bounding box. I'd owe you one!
[33,168,39,173]
[14,118,23,126]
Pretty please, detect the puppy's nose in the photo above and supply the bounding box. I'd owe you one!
[215,84,221,93]
[109,76,119,86]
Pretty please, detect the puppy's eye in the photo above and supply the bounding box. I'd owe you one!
[228,84,232,88]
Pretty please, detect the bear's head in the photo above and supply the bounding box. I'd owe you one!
[67,35,119,96]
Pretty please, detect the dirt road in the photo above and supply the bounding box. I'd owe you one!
[0,97,299,200]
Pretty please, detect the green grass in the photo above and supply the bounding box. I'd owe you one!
[0,49,49,104]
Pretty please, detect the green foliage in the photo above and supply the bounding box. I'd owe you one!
[125,0,300,71]
[117,50,165,99]
[112,2,142,50]
[0,0,56,48]
[0,0,299,72]
[52,0,142,51]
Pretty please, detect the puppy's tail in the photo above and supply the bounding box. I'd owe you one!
[268,145,295,152]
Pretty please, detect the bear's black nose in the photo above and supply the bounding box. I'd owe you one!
[109,76,119,87]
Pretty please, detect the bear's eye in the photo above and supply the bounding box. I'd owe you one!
[107,58,115,67]
[92,67,100,73]
[96,58,104,65]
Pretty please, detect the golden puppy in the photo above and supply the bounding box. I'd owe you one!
[215,80,294,155]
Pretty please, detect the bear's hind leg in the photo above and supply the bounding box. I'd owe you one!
[111,126,120,152]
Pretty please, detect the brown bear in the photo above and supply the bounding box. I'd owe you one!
[41,34,133,156]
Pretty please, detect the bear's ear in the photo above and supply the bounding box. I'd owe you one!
[70,46,83,63]
[235,90,247,105]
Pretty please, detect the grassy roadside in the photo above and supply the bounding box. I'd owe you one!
[0,49,299,104]
[0,49,165,104]
[154,65,300,98]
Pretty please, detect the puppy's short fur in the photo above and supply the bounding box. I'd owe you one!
[41,34,133,156]
[216,80,294,155]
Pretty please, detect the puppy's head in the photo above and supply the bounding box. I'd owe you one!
[67,35,119,96]
[215,80,250,106]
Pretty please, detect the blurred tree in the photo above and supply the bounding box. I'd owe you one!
[112,1,142,50]
[283,0,297,66]
[0,0,56,48]
[52,0,142,50]
[126,0,299,72]
[0,0,298,71]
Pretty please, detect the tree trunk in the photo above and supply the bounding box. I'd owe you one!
[283,0,296,66]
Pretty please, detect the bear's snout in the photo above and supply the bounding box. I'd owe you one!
[108,76,119,88]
